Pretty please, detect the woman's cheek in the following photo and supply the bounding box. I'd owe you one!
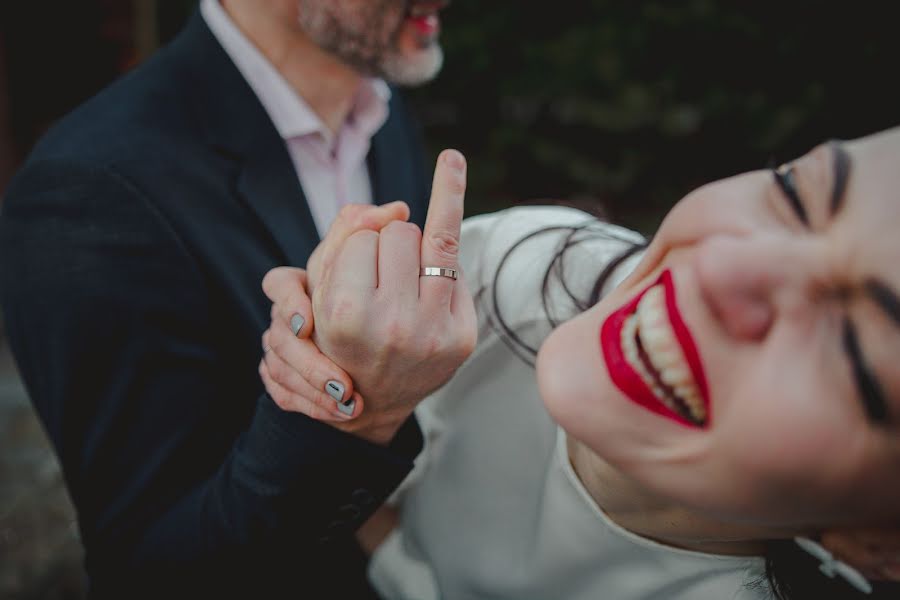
[537,312,606,430]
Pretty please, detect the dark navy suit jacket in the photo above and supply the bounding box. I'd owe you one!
[0,12,430,599]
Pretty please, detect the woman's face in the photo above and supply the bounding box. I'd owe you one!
[537,127,900,528]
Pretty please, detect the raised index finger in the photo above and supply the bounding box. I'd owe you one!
[419,149,467,309]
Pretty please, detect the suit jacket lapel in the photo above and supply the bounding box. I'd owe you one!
[237,143,320,267]
[172,11,320,267]
[173,13,429,265]
[368,125,398,209]
[368,95,430,228]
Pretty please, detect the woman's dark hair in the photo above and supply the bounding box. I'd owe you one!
[760,539,899,599]
[485,217,900,600]
[482,217,645,366]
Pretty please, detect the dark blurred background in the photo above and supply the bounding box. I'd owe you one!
[0,1,897,598]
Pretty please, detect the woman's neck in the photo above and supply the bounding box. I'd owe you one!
[566,435,781,557]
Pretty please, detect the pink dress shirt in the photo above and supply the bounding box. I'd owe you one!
[200,0,391,237]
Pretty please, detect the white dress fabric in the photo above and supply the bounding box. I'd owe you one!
[369,206,768,600]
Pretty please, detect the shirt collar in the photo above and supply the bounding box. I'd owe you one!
[200,0,391,145]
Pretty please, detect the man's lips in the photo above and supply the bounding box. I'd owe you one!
[406,0,449,36]
[407,14,439,36]
[599,270,711,428]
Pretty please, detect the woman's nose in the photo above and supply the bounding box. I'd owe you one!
[693,234,787,341]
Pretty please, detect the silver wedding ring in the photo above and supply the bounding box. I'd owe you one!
[419,266,459,280]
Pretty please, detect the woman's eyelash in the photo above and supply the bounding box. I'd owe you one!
[842,319,889,424]
[772,165,809,226]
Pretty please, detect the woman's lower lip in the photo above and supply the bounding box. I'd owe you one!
[599,270,710,428]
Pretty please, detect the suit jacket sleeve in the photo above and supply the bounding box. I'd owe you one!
[0,158,422,594]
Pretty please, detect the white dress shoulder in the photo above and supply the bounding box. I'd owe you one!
[369,206,767,600]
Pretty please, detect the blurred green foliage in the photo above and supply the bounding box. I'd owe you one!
[53,0,900,233]
[407,0,899,231]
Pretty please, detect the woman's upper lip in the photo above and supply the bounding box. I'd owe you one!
[600,269,711,428]
[659,270,711,416]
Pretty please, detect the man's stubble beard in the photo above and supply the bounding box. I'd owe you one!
[297,0,444,87]
[380,43,443,87]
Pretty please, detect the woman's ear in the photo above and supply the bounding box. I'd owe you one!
[820,528,900,582]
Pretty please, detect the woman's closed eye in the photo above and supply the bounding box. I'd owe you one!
[842,318,889,424]
[772,164,809,227]
[772,157,891,425]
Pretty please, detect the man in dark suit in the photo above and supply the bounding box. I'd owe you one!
[0,0,452,597]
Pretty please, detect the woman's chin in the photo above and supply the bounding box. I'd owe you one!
[536,308,618,438]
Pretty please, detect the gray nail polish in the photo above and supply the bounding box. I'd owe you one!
[337,399,355,416]
[325,380,345,402]
[290,313,305,337]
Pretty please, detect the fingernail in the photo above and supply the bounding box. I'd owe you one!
[336,399,355,416]
[290,313,305,337]
[442,149,465,172]
[325,380,345,402]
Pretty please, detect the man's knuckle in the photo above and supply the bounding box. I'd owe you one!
[385,220,421,238]
[382,316,413,348]
[426,230,460,261]
[358,208,389,230]
[321,294,359,323]
[417,331,445,359]
[348,228,379,247]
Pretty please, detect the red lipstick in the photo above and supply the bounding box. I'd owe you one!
[599,270,710,428]
[405,1,446,37]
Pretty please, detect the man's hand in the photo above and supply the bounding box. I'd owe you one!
[260,200,410,423]
[312,149,477,444]
[306,201,411,291]
[260,150,477,445]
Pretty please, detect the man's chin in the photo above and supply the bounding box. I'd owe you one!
[379,45,444,86]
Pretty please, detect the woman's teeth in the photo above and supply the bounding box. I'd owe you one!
[620,285,706,425]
